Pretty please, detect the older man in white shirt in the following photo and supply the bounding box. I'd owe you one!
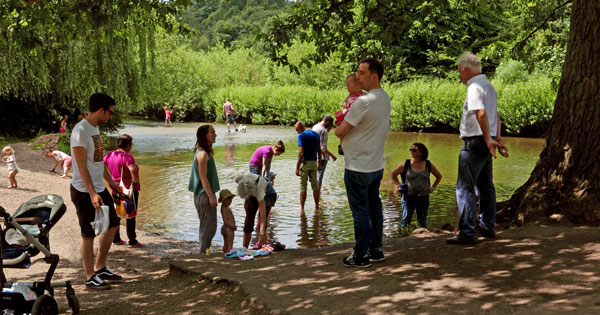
[447,52,509,245]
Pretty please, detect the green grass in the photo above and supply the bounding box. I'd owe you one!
[0,135,28,148]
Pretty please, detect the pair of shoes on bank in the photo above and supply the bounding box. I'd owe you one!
[343,248,386,268]
[86,267,123,290]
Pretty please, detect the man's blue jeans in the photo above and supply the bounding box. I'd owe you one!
[456,136,496,239]
[401,195,430,228]
[344,168,384,257]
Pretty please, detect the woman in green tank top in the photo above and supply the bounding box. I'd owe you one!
[189,125,220,253]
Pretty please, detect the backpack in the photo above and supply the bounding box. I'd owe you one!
[400,159,431,185]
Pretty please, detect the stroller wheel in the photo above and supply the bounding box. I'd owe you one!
[31,294,58,315]
[67,293,80,314]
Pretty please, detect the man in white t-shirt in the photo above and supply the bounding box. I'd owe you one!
[447,52,509,245]
[335,58,390,268]
[70,93,123,290]
[312,115,337,191]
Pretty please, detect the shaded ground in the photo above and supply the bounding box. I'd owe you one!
[2,142,599,314]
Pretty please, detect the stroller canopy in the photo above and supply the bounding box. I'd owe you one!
[12,195,66,230]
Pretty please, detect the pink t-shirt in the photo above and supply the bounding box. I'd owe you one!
[223,102,234,115]
[335,91,365,125]
[249,145,273,168]
[165,109,171,119]
[103,150,141,191]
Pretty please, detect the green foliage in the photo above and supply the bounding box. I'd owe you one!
[203,85,346,125]
[494,59,528,84]
[496,76,556,135]
[0,0,194,136]
[180,0,289,50]
[388,79,463,132]
[260,0,509,81]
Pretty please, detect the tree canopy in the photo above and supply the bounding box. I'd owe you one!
[261,0,571,81]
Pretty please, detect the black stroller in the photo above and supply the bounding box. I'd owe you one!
[0,194,79,314]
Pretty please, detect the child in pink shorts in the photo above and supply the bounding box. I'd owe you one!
[45,149,73,178]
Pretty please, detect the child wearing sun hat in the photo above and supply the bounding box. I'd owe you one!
[218,189,237,253]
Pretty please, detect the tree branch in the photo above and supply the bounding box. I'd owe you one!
[511,0,572,57]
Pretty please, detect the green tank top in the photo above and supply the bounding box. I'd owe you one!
[188,148,220,195]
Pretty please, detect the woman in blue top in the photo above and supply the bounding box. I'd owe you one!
[188,125,220,253]
[391,143,442,228]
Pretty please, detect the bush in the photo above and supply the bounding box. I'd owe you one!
[203,85,346,125]
[495,59,528,84]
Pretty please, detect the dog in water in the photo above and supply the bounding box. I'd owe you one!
[239,125,247,133]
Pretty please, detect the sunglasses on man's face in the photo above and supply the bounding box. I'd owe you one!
[409,148,419,153]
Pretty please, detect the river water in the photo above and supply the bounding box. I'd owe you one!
[114,122,543,249]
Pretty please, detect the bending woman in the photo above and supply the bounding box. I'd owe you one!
[188,125,220,253]
[248,140,285,176]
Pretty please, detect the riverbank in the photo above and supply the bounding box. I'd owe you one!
[2,142,599,314]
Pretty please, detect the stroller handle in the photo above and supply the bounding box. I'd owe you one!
[0,206,11,221]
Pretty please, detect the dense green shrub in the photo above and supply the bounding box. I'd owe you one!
[495,76,556,135]
[191,75,556,137]
[203,86,346,125]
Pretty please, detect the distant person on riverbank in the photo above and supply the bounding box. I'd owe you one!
[189,125,220,254]
[335,58,390,268]
[335,74,365,155]
[164,106,172,127]
[70,93,123,290]
[390,143,442,228]
[45,149,73,178]
[223,99,239,132]
[104,134,144,247]
[218,189,237,254]
[2,146,19,189]
[248,141,285,177]
[294,121,321,213]
[447,52,508,245]
[59,115,69,133]
[312,115,337,191]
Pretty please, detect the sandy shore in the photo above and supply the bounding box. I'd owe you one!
[2,142,599,314]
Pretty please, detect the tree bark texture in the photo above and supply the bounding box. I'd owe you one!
[498,0,600,225]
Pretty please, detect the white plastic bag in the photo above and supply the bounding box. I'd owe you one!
[5,229,27,246]
[90,205,110,236]
[11,283,37,301]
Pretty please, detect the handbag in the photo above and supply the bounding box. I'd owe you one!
[115,155,137,219]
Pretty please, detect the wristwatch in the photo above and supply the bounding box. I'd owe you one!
[259,232,265,236]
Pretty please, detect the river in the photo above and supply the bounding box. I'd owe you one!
[113,121,543,249]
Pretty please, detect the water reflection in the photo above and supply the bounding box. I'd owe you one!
[114,122,543,249]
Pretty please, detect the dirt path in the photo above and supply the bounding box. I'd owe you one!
[2,142,599,314]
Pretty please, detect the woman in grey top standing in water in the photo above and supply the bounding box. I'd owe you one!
[391,142,442,228]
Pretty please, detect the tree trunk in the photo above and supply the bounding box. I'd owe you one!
[497,0,600,225]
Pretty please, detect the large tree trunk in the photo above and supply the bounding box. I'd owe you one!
[497,0,600,225]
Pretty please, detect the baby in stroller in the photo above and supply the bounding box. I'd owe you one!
[0,194,79,315]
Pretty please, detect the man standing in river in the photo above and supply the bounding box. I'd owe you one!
[447,52,508,245]
[335,58,390,268]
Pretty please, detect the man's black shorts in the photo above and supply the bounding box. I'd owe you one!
[70,185,120,238]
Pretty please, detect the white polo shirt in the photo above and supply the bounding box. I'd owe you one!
[459,74,498,138]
